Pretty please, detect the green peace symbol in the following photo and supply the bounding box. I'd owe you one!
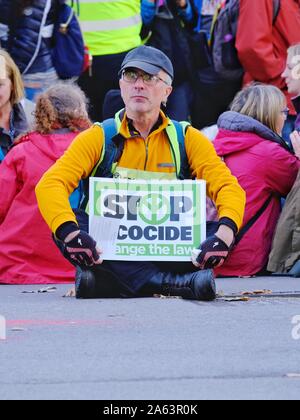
[138,193,170,225]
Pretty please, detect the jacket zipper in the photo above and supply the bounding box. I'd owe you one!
[144,138,149,170]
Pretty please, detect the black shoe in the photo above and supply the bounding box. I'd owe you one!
[151,269,216,301]
[75,267,97,299]
[75,266,122,299]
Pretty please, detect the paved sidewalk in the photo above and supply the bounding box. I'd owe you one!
[0,276,300,400]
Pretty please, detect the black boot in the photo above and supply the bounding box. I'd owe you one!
[75,267,96,299]
[146,269,216,301]
[75,266,122,299]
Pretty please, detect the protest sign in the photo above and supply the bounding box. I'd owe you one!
[89,178,206,261]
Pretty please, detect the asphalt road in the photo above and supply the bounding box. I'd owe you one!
[1,276,300,401]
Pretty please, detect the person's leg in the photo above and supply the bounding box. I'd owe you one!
[78,51,128,122]
[22,70,59,102]
[104,260,216,301]
[54,210,216,300]
[191,68,241,129]
[166,82,193,121]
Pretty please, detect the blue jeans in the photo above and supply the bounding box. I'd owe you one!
[23,70,59,102]
[282,116,296,149]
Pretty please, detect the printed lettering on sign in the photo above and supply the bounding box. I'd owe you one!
[89,179,206,261]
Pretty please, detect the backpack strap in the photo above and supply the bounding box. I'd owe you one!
[92,119,118,178]
[273,0,281,24]
[234,195,273,246]
[166,120,191,179]
[90,109,124,178]
[80,112,123,210]
[70,0,80,15]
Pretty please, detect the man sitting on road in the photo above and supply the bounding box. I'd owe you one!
[36,46,246,301]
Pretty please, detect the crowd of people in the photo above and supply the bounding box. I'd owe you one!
[0,0,300,297]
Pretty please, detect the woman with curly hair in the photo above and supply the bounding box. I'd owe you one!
[0,82,91,284]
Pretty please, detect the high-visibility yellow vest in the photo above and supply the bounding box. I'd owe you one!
[76,0,142,56]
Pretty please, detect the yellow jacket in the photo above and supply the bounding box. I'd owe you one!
[36,112,246,234]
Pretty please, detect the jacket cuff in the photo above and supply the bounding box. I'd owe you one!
[56,222,79,241]
[218,217,238,236]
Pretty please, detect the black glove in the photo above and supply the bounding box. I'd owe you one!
[192,235,230,270]
[64,230,101,267]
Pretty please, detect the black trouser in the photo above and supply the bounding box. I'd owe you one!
[54,210,199,297]
[78,51,128,122]
[191,67,242,129]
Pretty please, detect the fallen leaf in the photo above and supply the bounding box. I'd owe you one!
[221,297,250,302]
[63,287,76,298]
[241,290,272,296]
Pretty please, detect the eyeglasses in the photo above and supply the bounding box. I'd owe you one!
[281,107,290,118]
[121,70,170,86]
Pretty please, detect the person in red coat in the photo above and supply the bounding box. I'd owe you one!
[236,0,300,141]
[213,83,300,277]
[0,82,91,284]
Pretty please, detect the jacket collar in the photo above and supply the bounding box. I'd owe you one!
[218,111,291,151]
[13,102,29,137]
[118,109,170,139]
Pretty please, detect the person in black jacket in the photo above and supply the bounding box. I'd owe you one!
[0,0,62,101]
[141,0,197,121]
[102,0,197,121]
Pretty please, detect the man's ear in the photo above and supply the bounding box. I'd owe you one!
[165,86,173,102]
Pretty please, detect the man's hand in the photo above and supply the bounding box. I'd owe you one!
[192,225,234,269]
[64,230,103,267]
[175,0,187,8]
[290,130,300,159]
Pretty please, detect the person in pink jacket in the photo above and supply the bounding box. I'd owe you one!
[213,83,300,277]
[0,82,91,284]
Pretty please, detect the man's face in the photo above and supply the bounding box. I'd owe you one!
[119,68,172,115]
[282,53,300,97]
